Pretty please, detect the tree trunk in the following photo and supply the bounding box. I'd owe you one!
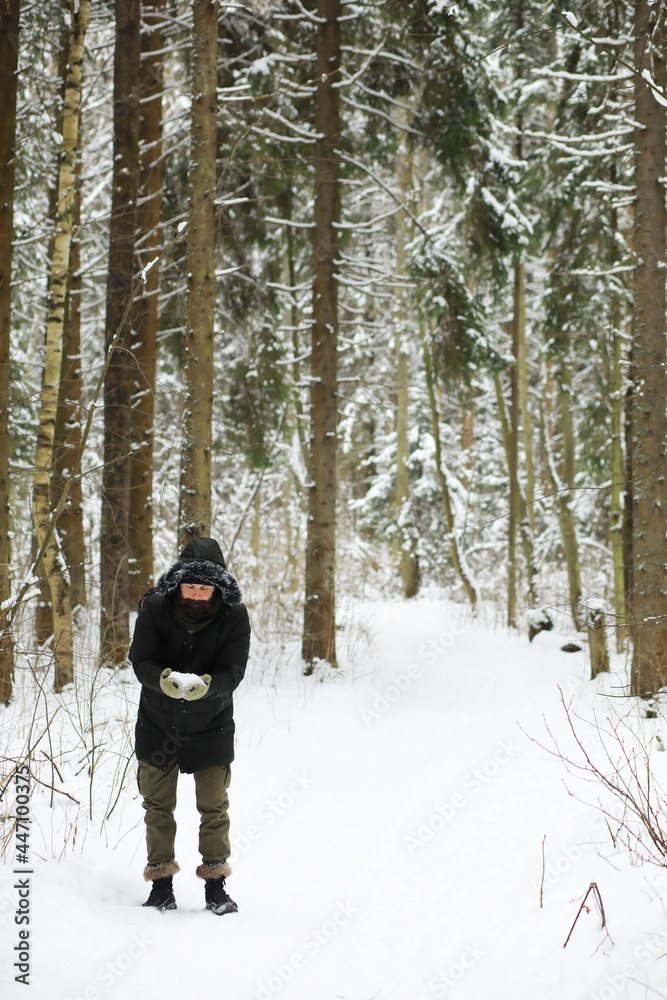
[542,358,555,495]
[622,349,633,603]
[494,372,537,610]
[251,488,261,561]
[559,365,576,491]
[517,275,535,533]
[100,0,141,664]
[394,119,419,599]
[128,0,165,603]
[630,0,667,696]
[606,169,626,653]
[421,328,477,607]
[541,365,582,628]
[179,0,218,549]
[276,187,308,469]
[558,364,582,625]
[34,20,70,647]
[33,0,90,692]
[395,338,419,598]
[302,0,341,671]
[609,321,626,652]
[586,604,610,679]
[507,261,524,627]
[52,116,86,612]
[460,405,474,492]
[0,0,20,704]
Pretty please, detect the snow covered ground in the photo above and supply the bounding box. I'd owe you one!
[3,595,667,1000]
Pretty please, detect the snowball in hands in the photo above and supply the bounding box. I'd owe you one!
[182,672,211,701]
[159,668,211,700]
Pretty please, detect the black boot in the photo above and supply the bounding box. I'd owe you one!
[143,876,177,911]
[204,876,238,915]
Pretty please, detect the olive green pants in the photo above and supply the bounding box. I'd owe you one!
[137,757,231,865]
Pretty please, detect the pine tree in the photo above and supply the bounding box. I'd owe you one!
[127,0,167,603]
[179,0,218,548]
[630,0,667,695]
[302,0,341,670]
[100,0,141,664]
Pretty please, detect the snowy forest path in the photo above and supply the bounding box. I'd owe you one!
[3,598,663,1000]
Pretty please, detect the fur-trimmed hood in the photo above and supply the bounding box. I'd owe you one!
[153,537,242,606]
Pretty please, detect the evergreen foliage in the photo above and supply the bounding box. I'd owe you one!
[1,0,664,688]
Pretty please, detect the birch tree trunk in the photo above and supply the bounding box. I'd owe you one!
[179,0,217,549]
[52,119,86,612]
[630,0,667,696]
[100,0,141,664]
[0,0,20,704]
[33,0,90,692]
[128,0,165,602]
[302,0,341,671]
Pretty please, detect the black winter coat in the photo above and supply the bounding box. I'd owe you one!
[129,543,250,773]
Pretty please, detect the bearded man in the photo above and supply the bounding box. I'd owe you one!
[129,537,250,914]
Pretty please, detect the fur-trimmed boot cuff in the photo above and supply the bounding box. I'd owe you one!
[196,861,232,881]
[143,860,181,882]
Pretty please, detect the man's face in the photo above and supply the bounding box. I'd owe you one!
[180,583,214,602]
[178,583,215,619]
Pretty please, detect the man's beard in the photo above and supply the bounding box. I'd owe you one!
[177,593,216,620]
